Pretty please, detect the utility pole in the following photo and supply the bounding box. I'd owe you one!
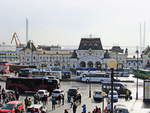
[26,18,28,44]
[136,49,139,100]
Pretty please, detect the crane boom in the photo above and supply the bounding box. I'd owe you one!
[11,32,21,47]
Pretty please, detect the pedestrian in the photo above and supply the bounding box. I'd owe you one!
[15,107,20,113]
[2,92,6,104]
[73,103,77,113]
[24,96,28,109]
[97,107,101,113]
[82,104,86,113]
[51,97,56,110]
[64,109,69,113]
[62,94,64,105]
[40,106,46,113]
[70,97,74,108]
[58,95,61,105]
[27,98,32,106]
[107,102,111,113]
[15,91,19,100]
[43,95,47,105]
[78,94,81,104]
[125,90,129,101]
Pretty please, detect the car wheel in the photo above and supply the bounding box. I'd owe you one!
[86,79,89,83]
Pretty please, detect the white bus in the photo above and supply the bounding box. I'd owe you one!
[80,71,111,83]
[31,70,62,79]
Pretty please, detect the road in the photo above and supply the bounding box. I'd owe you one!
[0,75,150,113]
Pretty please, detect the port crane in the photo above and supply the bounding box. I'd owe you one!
[11,32,21,47]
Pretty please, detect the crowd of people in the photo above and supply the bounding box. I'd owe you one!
[0,88,20,104]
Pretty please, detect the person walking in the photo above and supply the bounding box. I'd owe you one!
[24,96,28,109]
[58,95,61,105]
[51,97,56,110]
[15,91,19,100]
[73,103,77,113]
[125,90,129,101]
[64,109,69,113]
[70,97,74,108]
[62,94,64,105]
[82,104,86,113]
[78,94,81,104]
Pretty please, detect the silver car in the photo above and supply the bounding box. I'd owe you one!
[114,104,129,113]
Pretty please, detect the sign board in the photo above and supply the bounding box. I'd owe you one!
[143,80,150,102]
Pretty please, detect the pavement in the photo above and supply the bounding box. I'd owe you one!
[0,73,150,113]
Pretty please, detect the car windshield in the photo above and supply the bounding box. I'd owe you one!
[95,92,101,95]
[2,104,15,110]
[38,91,44,94]
[109,92,117,95]
[68,89,77,95]
[53,91,60,93]
[116,109,129,113]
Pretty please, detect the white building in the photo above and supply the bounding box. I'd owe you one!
[70,38,128,70]
[19,41,73,70]
[0,44,19,63]
[19,39,129,71]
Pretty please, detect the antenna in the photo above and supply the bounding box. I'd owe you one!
[26,18,28,44]
[143,21,146,51]
[140,23,142,54]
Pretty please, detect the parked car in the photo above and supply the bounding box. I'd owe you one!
[52,89,64,99]
[0,101,24,113]
[93,90,106,101]
[67,88,80,102]
[5,90,15,94]
[36,89,49,99]
[27,104,46,113]
[108,90,118,102]
[114,104,129,113]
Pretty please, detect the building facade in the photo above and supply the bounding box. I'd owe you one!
[19,38,131,71]
[19,41,73,70]
[0,44,19,64]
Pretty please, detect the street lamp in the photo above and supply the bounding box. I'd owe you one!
[136,49,139,100]
[107,59,117,113]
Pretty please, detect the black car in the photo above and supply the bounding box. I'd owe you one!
[67,88,80,102]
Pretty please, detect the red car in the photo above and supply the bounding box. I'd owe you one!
[0,101,24,113]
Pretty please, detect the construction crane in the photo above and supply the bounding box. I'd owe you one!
[11,32,21,47]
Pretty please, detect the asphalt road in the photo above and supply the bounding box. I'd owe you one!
[0,75,150,113]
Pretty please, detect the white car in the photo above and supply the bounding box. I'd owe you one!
[108,90,118,102]
[37,90,49,98]
[27,104,47,113]
[114,104,129,113]
[93,91,106,101]
[52,89,64,99]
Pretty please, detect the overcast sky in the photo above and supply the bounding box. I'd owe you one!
[1,0,150,51]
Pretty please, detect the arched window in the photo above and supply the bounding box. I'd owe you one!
[88,61,93,67]
[95,61,101,70]
[80,61,86,67]
[54,61,60,66]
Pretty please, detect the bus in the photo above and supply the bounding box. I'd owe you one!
[18,68,35,77]
[80,71,110,83]
[101,82,131,96]
[6,77,60,94]
[32,70,62,79]
[19,68,62,79]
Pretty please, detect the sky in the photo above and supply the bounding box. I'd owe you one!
[0,0,150,53]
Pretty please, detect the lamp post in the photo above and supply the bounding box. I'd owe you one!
[107,59,117,113]
[136,49,139,100]
[89,82,91,98]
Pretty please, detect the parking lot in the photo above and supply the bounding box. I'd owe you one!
[0,76,150,113]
